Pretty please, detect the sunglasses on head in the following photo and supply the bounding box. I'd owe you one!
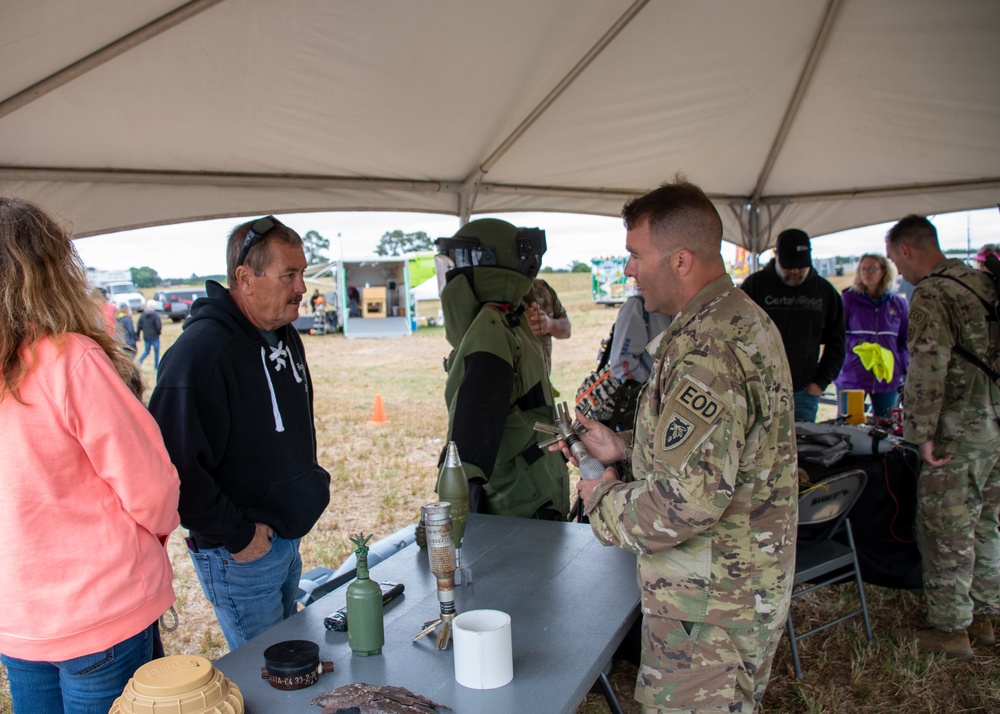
[236,215,280,267]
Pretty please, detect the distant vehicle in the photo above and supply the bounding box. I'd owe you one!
[590,256,636,306]
[87,268,145,311]
[104,280,145,312]
[153,288,206,323]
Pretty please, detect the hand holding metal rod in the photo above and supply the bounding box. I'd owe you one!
[535,402,608,480]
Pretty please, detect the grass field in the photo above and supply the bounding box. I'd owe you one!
[1,271,997,713]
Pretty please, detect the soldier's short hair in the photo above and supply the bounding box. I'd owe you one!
[622,176,722,260]
[885,214,939,250]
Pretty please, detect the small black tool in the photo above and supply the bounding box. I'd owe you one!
[324,581,404,631]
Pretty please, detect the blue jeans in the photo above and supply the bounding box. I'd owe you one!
[868,390,898,418]
[188,534,302,649]
[793,390,820,423]
[138,337,160,369]
[1,622,155,714]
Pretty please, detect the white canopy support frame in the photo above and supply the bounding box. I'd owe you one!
[1,0,998,251]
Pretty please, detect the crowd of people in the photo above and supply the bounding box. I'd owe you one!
[1,187,997,713]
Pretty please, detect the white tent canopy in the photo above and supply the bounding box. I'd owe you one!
[2,0,998,252]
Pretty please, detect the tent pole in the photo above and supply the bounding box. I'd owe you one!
[749,0,845,206]
[0,0,225,121]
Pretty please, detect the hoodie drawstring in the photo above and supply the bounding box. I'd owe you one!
[260,346,285,432]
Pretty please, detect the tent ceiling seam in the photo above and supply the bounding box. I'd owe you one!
[750,0,844,206]
[0,0,225,121]
[4,167,998,206]
[458,0,651,217]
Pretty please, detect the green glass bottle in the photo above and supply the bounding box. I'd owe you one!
[436,441,469,582]
[346,533,384,656]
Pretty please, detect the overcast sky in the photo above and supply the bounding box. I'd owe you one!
[73,208,1000,280]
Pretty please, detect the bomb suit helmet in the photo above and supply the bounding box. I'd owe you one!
[434,219,546,293]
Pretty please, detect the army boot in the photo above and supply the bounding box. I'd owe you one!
[968,615,996,646]
[893,626,974,660]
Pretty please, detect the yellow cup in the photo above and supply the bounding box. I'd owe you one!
[839,389,866,424]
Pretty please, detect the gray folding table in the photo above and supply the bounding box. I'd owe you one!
[214,513,640,713]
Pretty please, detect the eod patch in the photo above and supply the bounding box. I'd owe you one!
[654,376,727,471]
[908,304,929,342]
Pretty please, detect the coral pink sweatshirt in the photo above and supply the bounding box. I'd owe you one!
[0,334,180,661]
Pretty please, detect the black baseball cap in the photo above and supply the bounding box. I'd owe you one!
[775,229,811,269]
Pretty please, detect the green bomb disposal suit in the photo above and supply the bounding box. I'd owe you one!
[440,266,569,519]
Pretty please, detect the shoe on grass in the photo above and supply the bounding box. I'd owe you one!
[892,626,974,660]
[968,615,996,646]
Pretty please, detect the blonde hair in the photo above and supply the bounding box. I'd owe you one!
[0,197,141,402]
[851,253,895,297]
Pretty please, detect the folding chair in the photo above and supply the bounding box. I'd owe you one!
[786,468,874,679]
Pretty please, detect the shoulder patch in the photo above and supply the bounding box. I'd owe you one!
[653,376,729,472]
[674,379,723,424]
[662,414,694,449]
[908,304,930,342]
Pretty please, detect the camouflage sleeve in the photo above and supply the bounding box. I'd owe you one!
[548,285,567,320]
[586,342,747,555]
[903,289,951,443]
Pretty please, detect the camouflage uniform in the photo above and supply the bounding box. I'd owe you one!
[524,278,568,375]
[904,258,1000,632]
[586,275,798,713]
[441,267,570,519]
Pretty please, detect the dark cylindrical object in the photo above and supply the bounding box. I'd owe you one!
[261,640,333,690]
[415,505,428,549]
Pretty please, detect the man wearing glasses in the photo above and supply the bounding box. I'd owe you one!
[150,216,331,649]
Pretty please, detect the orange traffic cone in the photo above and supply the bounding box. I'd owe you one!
[367,394,390,425]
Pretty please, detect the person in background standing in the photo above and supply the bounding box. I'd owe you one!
[137,298,163,370]
[0,197,179,714]
[608,294,672,385]
[835,253,909,417]
[885,214,1000,660]
[97,287,117,336]
[740,228,845,422]
[975,243,1000,272]
[523,277,572,376]
[114,303,138,358]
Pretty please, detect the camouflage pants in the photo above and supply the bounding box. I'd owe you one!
[637,618,783,713]
[916,446,1000,631]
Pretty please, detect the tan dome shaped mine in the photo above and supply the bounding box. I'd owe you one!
[110,655,244,714]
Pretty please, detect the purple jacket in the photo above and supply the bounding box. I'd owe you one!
[835,288,909,393]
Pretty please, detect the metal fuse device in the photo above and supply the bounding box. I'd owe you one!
[412,502,457,649]
[535,401,608,480]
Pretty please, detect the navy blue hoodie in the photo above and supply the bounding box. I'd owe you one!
[149,281,330,552]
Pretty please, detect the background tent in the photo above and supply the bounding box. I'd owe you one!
[2,0,998,252]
